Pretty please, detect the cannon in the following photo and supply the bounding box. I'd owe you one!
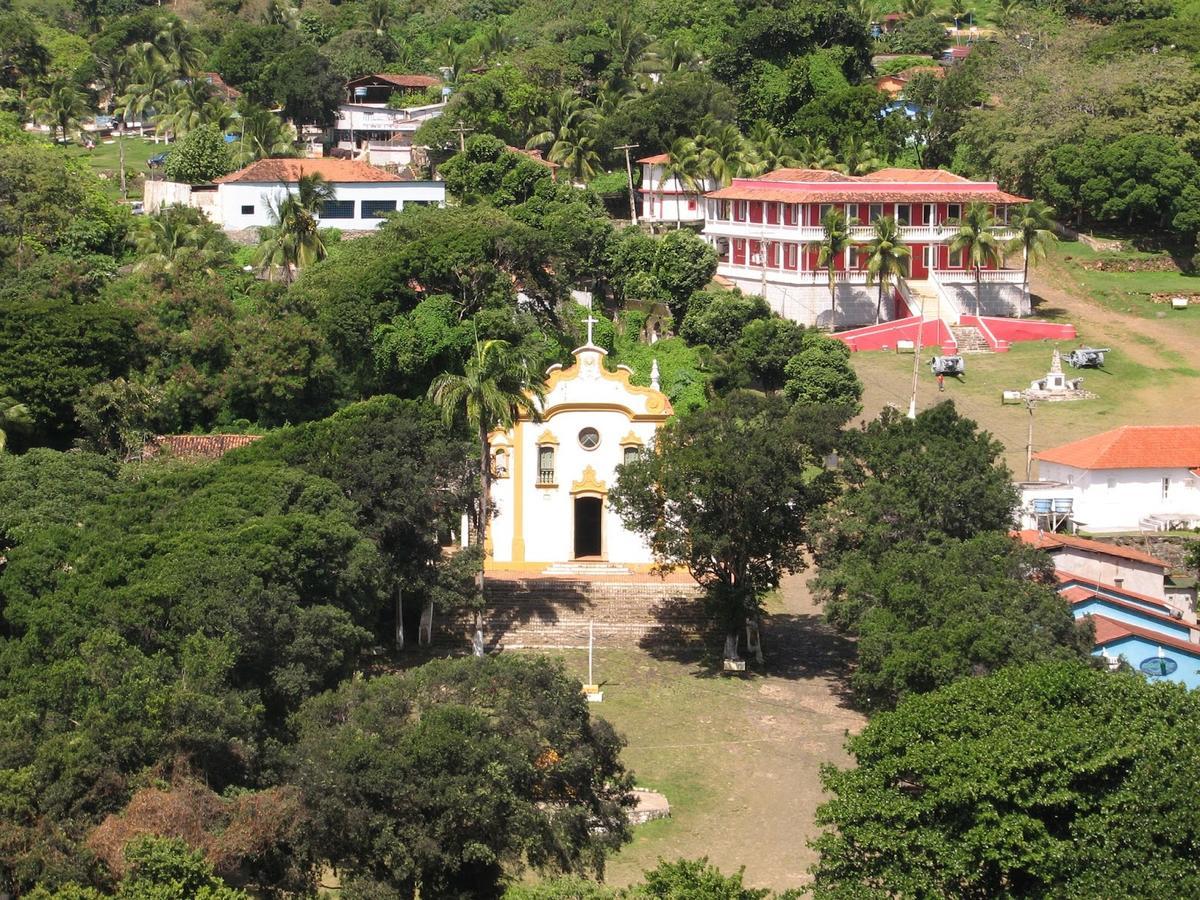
[1065,347,1109,369]
[929,355,965,376]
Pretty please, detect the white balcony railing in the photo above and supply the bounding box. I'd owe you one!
[706,220,1017,244]
[716,263,870,286]
[932,268,1025,284]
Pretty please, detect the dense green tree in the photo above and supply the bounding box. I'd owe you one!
[811,402,1017,567]
[207,23,299,100]
[883,15,950,55]
[0,391,31,453]
[162,123,233,185]
[679,288,770,351]
[639,858,770,899]
[131,205,231,285]
[653,230,718,318]
[611,392,840,661]
[781,331,862,411]
[321,28,396,81]
[289,656,634,899]
[32,78,86,143]
[0,12,49,92]
[597,71,736,164]
[728,316,808,392]
[258,45,341,126]
[0,294,136,445]
[813,662,1200,897]
[816,533,1092,709]
[441,134,553,205]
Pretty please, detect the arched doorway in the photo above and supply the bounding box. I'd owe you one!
[573,496,603,558]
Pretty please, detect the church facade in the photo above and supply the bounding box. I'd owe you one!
[486,337,672,569]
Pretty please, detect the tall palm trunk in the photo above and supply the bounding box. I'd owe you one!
[118,120,127,199]
[974,265,982,316]
[828,266,837,330]
[474,419,490,656]
[875,277,885,325]
[1020,244,1029,319]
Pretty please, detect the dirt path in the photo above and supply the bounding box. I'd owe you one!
[1031,261,1195,365]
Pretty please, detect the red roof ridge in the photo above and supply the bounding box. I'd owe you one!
[1034,425,1200,470]
[1016,529,1170,568]
[637,153,670,164]
[215,158,405,184]
[1087,613,1200,657]
[144,434,262,460]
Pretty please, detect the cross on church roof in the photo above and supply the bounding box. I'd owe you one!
[584,314,598,347]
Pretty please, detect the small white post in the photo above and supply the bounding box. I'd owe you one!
[584,619,602,702]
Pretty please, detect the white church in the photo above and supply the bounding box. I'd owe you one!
[485,324,672,570]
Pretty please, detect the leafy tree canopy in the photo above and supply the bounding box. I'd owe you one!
[288,655,634,899]
[813,662,1200,897]
[815,532,1093,709]
[162,124,232,185]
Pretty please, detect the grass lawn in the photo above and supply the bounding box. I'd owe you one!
[510,576,863,893]
[65,136,162,199]
[850,338,1200,477]
[1046,240,1200,337]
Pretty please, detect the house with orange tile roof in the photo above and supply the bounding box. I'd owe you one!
[210,157,444,232]
[637,153,716,225]
[1020,426,1200,533]
[700,167,1029,326]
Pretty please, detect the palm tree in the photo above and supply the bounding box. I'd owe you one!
[474,22,512,65]
[996,0,1023,25]
[847,0,877,24]
[693,121,747,186]
[660,137,700,229]
[0,391,31,452]
[607,11,656,80]
[144,18,203,78]
[818,206,854,330]
[428,337,546,654]
[253,174,336,283]
[743,120,800,175]
[96,49,137,197]
[524,90,596,152]
[947,0,972,26]
[949,201,1003,316]
[834,135,884,176]
[156,79,226,141]
[655,35,698,72]
[792,134,838,169]
[132,205,230,285]
[1007,200,1058,317]
[547,122,601,184]
[33,79,87,144]
[865,215,911,324]
[232,100,297,165]
[120,61,172,140]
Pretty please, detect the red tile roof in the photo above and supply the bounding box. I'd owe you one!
[1034,425,1200,470]
[638,153,669,164]
[507,146,559,169]
[1088,613,1200,658]
[707,169,1027,203]
[1017,530,1171,568]
[348,73,441,89]
[144,434,262,460]
[1065,588,1193,635]
[215,158,406,184]
[199,72,241,100]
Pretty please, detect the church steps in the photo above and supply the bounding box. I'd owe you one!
[436,578,709,649]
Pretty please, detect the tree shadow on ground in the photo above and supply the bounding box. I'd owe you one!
[1030,293,1069,320]
[636,600,858,705]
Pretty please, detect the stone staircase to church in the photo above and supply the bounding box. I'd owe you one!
[436,577,707,649]
[542,561,632,577]
[949,325,991,353]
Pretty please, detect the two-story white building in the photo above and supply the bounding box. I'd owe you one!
[1020,425,1200,533]
[212,158,444,232]
[638,153,716,226]
[333,73,447,167]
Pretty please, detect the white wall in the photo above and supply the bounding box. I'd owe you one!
[1037,462,1200,532]
[640,163,711,223]
[720,276,883,328]
[215,180,445,231]
[143,179,193,213]
[1051,547,1165,598]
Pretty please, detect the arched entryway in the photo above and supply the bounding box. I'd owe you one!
[573,496,603,558]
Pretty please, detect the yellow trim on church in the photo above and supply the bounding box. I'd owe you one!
[570,465,608,495]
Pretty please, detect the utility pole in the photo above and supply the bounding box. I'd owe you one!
[1025,397,1037,480]
[614,143,640,225]
[907,317,924,420]
[450,119,473,153]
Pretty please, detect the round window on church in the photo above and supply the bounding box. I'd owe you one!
[578,427,600,450]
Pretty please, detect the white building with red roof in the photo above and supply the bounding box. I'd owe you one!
[1021,425,1200,533]
[701,167,1029,327]
[638,154,716,225]
[212,158,444,232]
